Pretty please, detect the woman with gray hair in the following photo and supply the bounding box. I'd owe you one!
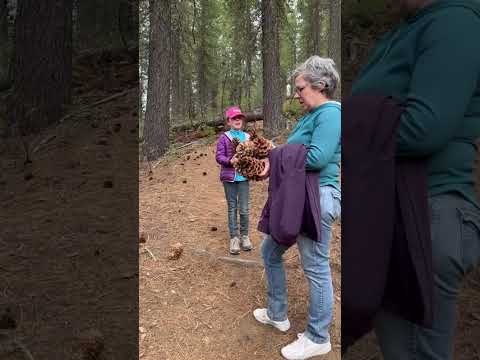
[253,56,341,360]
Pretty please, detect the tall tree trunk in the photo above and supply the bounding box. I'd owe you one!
[8,0,72,135]
[244,2,255,111]
[196,0,210,121]
[210,86,218,114]
[177,62,187,120]
[220,71,227,116]
[329,0,341,98]
[0,0,11,90]
[170,22,182,124]
[245,56,252,110]
[312,0,322,55]
[143,0,171,160]
[262,0,284,137]
[197,46,207,120]
[186,76,195,125]
[78,0,124,51]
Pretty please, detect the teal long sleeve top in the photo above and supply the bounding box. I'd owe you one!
[287,101,341,190]
[351,0,480,206]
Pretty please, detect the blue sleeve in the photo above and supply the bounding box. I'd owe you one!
[397,9,480,157]
[306,107,341,170]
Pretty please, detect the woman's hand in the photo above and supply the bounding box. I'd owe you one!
[257,158,270,180]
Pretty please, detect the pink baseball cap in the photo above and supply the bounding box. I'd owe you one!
[225,106,245,120]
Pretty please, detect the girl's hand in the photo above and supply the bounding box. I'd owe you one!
[230,155,239,166]
[257,158,270,180]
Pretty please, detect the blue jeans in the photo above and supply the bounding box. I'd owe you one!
[260,185,341,344]
[223,181,250,238]
[374,193,480,359]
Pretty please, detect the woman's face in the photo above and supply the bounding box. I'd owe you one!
[294,75,325,112]
[228,116,244,130]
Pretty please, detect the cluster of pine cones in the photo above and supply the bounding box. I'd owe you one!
[231,129,274,180]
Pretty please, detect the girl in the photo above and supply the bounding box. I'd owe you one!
[215,106,252,255]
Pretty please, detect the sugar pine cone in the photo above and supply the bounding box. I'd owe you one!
[235,141,256,158]
[250,160,266,181]
[248,129,259,141]
[235,156,265,180]
[235,156,255,174]
[253,136,273,158]
[231,137,240,153]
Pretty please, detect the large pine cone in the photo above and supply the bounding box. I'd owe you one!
[248,129,259,141]
[235,156,265,179]
[253,136,273,159]
[231,137,240,153]
[230,129,272,180]
[236,141,257,158]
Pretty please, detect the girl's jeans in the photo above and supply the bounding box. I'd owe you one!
[223,181,249,238]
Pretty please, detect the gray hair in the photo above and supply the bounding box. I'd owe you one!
[291,56,340,98]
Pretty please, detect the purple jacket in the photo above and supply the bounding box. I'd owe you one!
[215,131,250,182]
[258,144,321,247]
[215,132,236,182]
[342,94,431,349]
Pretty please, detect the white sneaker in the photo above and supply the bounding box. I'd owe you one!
[281,333,331,360]
[230,237,241,255]
[253,308,290,332]
[241,235,252,251]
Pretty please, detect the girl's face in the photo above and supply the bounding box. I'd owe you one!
[228,116,244,130]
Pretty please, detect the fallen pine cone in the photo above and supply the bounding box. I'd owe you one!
[167,243,183,260]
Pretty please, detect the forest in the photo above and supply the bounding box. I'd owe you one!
[140,0,341,160]
[0,0,138,140]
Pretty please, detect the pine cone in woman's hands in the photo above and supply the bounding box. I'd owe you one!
[253,136,274,158]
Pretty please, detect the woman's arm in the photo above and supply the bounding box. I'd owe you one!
[306,107,341,171]
[397,9,480,157]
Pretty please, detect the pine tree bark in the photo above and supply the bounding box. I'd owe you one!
[8,0,72,135]
[197,0,210,120]
[143,0,171,160]
[312,0,322,55]
[170,21,182,123]
[244,1,256,110]
[0,0,11,90]
[245,56,252,110]
[262,0,285,137]
[186,76,195,123]
[329,0,341,98]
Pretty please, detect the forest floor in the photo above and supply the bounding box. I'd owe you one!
[0,50,139,359]
[138,135,342,360]
[140,127,480,360]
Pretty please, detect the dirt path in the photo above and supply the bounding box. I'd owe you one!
[139,142,341,360]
